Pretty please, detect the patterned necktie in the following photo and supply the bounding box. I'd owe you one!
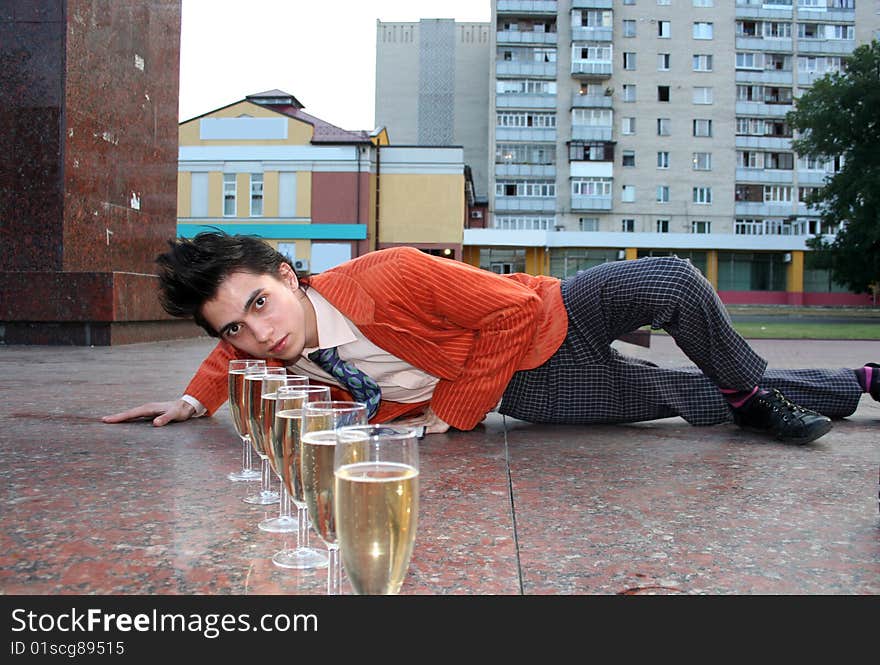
[307,347,382,419]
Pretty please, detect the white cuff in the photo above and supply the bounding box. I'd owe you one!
[180,394,207,418]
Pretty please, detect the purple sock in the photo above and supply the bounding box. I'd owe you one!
[854,365,875,393]
[720,386,764,409]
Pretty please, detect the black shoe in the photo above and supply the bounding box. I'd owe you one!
[732,389,832,445]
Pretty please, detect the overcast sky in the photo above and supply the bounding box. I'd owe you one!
[178,0,491,129]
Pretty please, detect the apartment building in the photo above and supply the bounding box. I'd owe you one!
[471,0,878,304]
[177,90,466,270]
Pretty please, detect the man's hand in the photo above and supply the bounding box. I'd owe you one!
[393,406,451,435]
[101,399,197,427]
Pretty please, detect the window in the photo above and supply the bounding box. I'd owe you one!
[223,173,236,216]
[693,119,712,137]
[693,152,712,170]
[623,20,636,37]
[658,85,670,102]
[621,218,636,232]
[658,53,670,71]
[692,87,713,104]
[622,84,637,102]
[657,0,671,4]
[693,187,712,204]
[658,21,671,38]
[693,54,713,71]
[249,173,263,217]
[736,52,763,70]
[738,150,764,169]
[692,220,711,234]
[656,218,670,233]
[693,22,713,39]
[622,150,636,167]
[657,118,671,136]
[657,151,670,168]
[572,178,612,196]
[623,52,637,70]
[621,185,636,202]
[190,172,208,217]
[622,117,636,135]
[764,185,792,203]
[623,0,635,4]
[656,185,670,203]
[693,0,714,5]
[579,217,599,232]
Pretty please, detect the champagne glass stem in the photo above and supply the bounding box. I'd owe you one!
[279,486,291,519]
[242,438,251,473]
[297,505,311,550]
[327,544,341,595]
[262,458,272,496]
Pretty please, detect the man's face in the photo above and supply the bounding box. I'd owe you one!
[200,264,315,361]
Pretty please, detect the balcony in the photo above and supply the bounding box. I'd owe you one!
[734,3,793,20]
[571,125,612,142]
[497,0,558,15]
[798,69,842,86]
[495,196,557,213]
[496,94,557,110]
[495,163,557,178]
[495,127,557,142]
[735,136,792,150]
[496,29,558,45]
[571,195,613,211]
[735,36,793,51]
[735,101,791,116]
[735,201,797,216]
[571,92,612,108]
[797,39,854,55]
[572,0,612,8]
[496,61,558,78]
[797,169,833,185]
[571,59,613,79]
[736,167,794,183]
[735,69,793,85]
[571,26,612,42]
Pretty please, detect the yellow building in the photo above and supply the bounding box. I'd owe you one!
[178,90,466,271]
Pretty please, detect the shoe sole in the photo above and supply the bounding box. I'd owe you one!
[739,419,833,445]
[777,419,834,445]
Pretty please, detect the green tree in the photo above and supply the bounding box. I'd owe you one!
[787,40,880,296]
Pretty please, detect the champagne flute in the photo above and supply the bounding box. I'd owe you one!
[243,367,305,506]
[334,424,419,595]
[270,384,332,569]
[227,359,266,482]
[257,373,310,532]
[301,401,368,594]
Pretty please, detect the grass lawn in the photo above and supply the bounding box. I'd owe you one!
[647,321,879,340]
[729,321,879,340]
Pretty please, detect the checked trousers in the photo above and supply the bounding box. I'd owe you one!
[499,256,863,426]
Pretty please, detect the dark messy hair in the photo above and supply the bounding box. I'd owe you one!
[156,231,302,337]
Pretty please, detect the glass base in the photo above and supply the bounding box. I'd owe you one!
[272,547,329,570]
[242,490,280,505]
[227,468,261,482]
[258,515,298,533]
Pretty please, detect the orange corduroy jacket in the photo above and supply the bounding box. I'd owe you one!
[183,246,569,430]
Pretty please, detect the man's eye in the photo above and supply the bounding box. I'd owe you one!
[226,323,241,337]
[254,296,267,309]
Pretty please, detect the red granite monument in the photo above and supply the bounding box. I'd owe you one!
[0,0,196,344]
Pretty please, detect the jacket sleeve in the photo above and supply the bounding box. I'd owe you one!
[389,249,544,430]
[183,340,239,416]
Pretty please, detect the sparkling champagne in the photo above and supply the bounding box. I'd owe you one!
[335,462,419,595]
[244,374,266,456]
[227,370,250,438]
[259,392,280,472]
[301,430,338,544]
[273,409,303,499]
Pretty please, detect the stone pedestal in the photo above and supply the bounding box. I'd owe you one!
[0,0,199,344]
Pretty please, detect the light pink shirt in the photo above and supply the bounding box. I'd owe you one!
[183,287,439,416]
